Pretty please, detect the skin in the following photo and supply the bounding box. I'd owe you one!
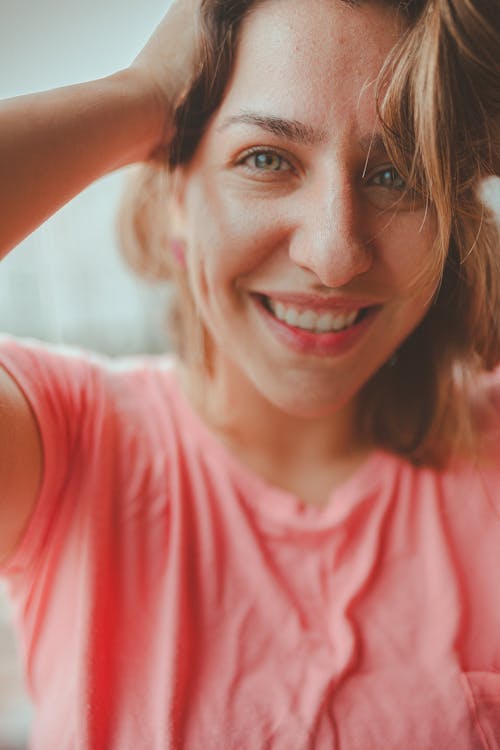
[0,0,200,258]
[173,0,440,501]
[0,0,200,564]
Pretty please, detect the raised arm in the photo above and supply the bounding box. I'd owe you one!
[0,0,199,566]
[0,0,199,259]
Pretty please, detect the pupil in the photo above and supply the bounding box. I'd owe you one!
[256,153,279,170]
[385,169,404,189]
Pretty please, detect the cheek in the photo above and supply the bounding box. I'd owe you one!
[380,213,439,294]
[184,174,287,287]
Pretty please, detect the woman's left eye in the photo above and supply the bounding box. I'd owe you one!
[369,167,407,190]
[239,150,293,173]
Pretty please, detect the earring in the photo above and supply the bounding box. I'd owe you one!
[169,238,186,268]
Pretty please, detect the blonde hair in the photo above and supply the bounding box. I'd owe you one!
[119,0,500,466]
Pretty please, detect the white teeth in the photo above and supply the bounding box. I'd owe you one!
[331,315,347,332]
[316,312,334,332]
[346,310,358,327]
[275,302,286,319]
[285,308,299,326]
[298,310,317,329]
[267,298,360,333]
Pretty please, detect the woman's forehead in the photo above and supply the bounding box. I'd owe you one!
[236,0,404,59]
[212,0,404,142]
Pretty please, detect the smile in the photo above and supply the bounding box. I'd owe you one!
[263,296,365,334]
[252,293,380,357]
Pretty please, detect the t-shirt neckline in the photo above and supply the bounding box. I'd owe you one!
[166,362,396,535]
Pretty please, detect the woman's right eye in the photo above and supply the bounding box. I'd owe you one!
[238,149,294,173]
[369,166,407,191]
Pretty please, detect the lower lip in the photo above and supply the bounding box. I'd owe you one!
[252,296,380,357]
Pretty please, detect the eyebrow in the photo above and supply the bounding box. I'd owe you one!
[218,111,326,146]
[218,110,389,157]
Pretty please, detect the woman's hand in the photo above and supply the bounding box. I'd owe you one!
[131,0,201,149]
[0,0,201,257]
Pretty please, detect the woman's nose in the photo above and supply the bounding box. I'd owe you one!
[288,181,373,288]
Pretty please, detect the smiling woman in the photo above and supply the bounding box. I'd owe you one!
[171,0,440,448]
[0,0,500,748]
[122,0,500,466]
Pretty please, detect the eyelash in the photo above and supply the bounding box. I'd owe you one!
[236,147,408,191]
[236,147,295,175]
[369,167,407,191]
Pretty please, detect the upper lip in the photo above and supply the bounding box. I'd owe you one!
[252,291,383,313]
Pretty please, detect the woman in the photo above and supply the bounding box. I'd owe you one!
[0,0,499,747]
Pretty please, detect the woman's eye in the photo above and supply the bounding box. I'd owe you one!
[364,165,423,211]
[370,167,407,191]
[240,150,293,173]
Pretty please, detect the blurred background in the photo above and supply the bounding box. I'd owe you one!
[0,1,500,748]
[0,0,172,747]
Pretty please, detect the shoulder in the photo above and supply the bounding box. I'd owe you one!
[0,336,181,571]
[433,365,500,526]
[0,333,178,416]
[0,335,186,458]
[0,334,110,414]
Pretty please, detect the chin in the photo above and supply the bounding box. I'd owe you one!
[256,376,357,421]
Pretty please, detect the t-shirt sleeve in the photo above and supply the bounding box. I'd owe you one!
[0,335,108,575]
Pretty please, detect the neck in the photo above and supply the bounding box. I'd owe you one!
[178,351,371,501]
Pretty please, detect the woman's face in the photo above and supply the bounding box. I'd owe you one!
[174,0,438,419]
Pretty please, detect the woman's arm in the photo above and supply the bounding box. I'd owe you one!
[0,0,198,259]
[0,0,199,565]
[0,365,43,566]
[0,71,163,258]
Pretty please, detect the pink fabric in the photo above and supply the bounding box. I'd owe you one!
[1,335,500,750]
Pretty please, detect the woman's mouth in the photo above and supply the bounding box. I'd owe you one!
[252,293,379,356]
[260,295,368,334]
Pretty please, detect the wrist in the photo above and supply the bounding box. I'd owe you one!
[106,68,171,165]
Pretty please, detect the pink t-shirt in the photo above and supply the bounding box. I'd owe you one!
[1,335,500,750]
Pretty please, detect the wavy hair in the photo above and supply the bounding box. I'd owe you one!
[118,0,500,466]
